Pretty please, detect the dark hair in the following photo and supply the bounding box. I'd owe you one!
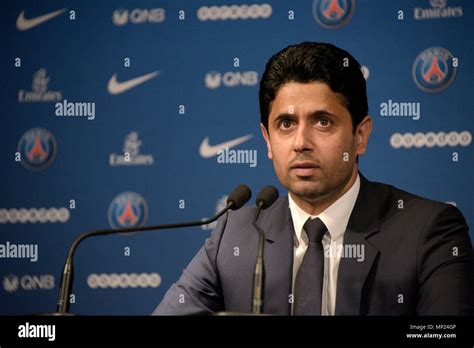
[259,42,368,132]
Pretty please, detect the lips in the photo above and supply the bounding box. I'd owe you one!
[290,161,320,177]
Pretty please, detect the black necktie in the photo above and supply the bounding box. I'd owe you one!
[294,217,327,315]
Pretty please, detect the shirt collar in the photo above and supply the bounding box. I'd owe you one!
[288,174,360,244]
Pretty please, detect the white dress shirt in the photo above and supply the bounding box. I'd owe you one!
[289,174,360,315]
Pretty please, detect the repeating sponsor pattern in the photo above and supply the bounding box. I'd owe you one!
[87,273,161,289]
[0,208,70,224]
[390,131,471,149]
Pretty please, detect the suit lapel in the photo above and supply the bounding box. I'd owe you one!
[335,174,381,315]
[254,174,383,315]
[258,197,293,315]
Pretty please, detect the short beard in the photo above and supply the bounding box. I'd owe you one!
[288,180,332,202]
[286,169,353,203]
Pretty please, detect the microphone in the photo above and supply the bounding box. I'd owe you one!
[251,185,279,314]
[52,185,251,315]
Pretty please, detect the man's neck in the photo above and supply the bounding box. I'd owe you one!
[290,168,359,216]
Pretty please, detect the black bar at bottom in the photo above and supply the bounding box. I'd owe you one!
[0,315,472,345]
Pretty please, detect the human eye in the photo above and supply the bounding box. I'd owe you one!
[316,118,332,128]
[278,118,295,131]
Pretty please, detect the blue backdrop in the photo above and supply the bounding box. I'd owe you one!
[1,0,472,315]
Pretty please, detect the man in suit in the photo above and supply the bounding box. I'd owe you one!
[154,42,473,315]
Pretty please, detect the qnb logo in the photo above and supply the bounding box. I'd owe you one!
[17,128,57,171]
[205,71,258,89]
[197,4,272,21]
[390,131,471,149]
[412,47,457,93]
[0,208,70,224]
[414,0,463,20]
[112,8,165,26]
[3,275,55,293]
[312,0,355,29]
[108,192,148,230]
[87,273,161,289]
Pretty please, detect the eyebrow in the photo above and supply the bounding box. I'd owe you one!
[273,110,338,125]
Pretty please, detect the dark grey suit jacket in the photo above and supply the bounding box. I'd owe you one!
[153,174,473,315]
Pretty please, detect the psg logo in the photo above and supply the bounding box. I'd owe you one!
[17,128,57,171]
[312,0,355,29]
[108,192,148,231]
[412,47,457,93]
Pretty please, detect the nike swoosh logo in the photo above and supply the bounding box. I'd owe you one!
[16,9,66,31]
[199,134,253,158]
[107,71,160,95]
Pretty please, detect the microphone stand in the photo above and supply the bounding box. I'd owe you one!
[51,204,232,315]
[251,203,265,314]
[40,181,254,316]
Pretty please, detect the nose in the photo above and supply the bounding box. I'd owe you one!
[293,122,314,153]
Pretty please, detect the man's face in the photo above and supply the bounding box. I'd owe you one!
[261,81,371,203]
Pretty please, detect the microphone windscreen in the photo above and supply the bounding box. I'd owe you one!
[256,185,279,209]
[227,185,252,210]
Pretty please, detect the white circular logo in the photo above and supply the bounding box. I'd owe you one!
[390,131,471,149]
